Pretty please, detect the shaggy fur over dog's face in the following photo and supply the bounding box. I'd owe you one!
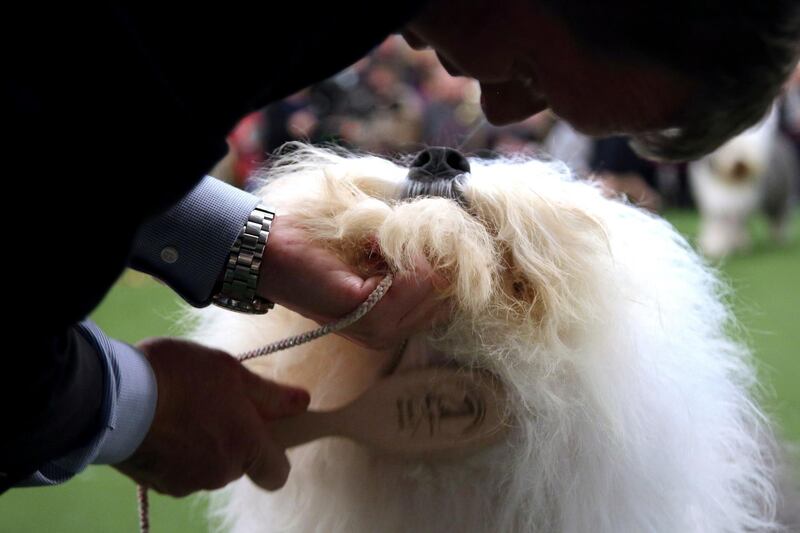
[193,146,785,533]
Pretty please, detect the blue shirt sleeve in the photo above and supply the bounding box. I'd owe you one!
[20,322,157,485]
[130,176,261,307]
[19,177,259,486]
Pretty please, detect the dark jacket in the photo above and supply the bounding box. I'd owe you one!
[2,3,425,490]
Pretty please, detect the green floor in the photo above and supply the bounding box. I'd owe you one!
[2,210,798,532]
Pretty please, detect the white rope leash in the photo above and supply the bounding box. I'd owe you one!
[137,273,394,533]
[237,274,394,362]
[137,484,149,533]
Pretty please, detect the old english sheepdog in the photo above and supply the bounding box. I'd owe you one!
[191,144,797,532]
[689,107,797,259]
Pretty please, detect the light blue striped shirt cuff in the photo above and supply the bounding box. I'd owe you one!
[21,322,157,485]
[131,176,260,307]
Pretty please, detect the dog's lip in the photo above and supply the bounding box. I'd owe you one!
[406,169,467,182]
[399,174,469,206]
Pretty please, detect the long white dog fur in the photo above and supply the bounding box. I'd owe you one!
[191,145,795,532]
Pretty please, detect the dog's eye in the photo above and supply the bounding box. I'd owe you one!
[512,281,526,297]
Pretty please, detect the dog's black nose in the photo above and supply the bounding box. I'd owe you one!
[407,147,470,182]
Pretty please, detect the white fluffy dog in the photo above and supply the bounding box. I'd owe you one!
[689,107,797,259]
[192,145,794,532]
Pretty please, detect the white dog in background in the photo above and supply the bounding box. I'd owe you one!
[689,107,797,259]
[192,145,796,532]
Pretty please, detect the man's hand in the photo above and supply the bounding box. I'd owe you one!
[114,338,309,497]
[258,215,449,350]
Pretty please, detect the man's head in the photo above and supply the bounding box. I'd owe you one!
[403,0,800,160]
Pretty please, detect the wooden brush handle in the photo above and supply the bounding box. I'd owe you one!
[269,368,509,458]
[270,410,344,450]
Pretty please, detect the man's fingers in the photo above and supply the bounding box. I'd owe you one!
[395,290,450,332]
[243,372,311,420]
[338,257,449,349]
[364,260,436,320]
[242,375,303,491]
[245,436,291,491]
[357,274,384,300]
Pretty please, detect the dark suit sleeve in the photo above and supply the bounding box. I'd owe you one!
[2,2,425,491]
[1,330,102,488]
[2,7,225,489]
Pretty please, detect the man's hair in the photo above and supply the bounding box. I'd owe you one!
[539,0,800,160]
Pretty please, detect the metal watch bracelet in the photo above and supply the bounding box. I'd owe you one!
[212,204,276,314]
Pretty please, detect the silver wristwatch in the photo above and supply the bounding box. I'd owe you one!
[212,204,276,314]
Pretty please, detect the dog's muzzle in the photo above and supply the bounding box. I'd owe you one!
[401,147,470,205]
